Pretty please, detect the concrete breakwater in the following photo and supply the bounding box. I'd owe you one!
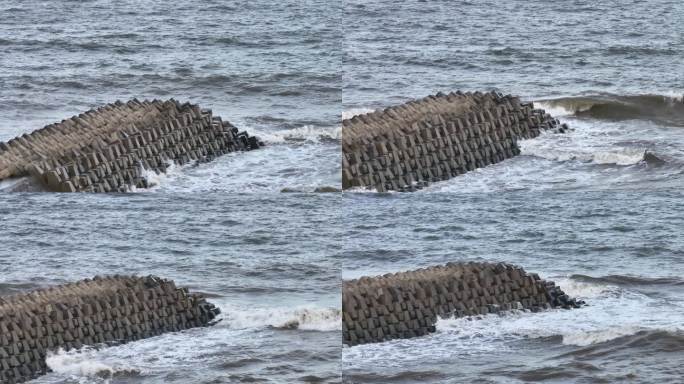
[0,276,220,383]
[342,91,568,191]
[0,99,262,192]
[343,262,582,346]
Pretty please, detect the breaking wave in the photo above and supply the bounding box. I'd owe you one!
[222,304,341,332]
[561,329,684,350]
[536,93,684,127]
[519,141,663,166]
[46,348,142,380]
[252,125,341,144]
[343,108,376,120]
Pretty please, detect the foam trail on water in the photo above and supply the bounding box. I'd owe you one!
[344,276,684,367]
[534,100,582,117]
[221,303,341,331]
[520,138,648,166]
[251,125,341,144]
[45,348,132,379]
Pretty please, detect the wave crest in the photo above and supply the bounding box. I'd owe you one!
[222,304,341,332]
[520,140,660,166]
[536,93,684,127]
[253,125,340,144]
[46,348,141,380]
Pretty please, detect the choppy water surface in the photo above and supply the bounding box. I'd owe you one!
[0,0,341,192]
[1,2,341,381]
[341,191,684,383]
[2,0,683,383]
[343,1,683,382]
[344,0,684,193]
[0,193,341,383]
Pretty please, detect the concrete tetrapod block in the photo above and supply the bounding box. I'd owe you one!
[342,262,583,346]
[342,91,569,191]
[0,99,265,192]
[0,275,221,383]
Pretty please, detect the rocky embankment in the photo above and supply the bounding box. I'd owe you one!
[343,262,582,346]
[342,91,567,191]
[0,99,262,192]
[0,275,220,383]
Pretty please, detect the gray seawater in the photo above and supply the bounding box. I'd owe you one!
[1,0,341,383]
[342,192,684,383]
[344,0,684,192]
[342,0,684,383]
[0,193,341,383]
[2,0,684,383]
[0,0,341,192]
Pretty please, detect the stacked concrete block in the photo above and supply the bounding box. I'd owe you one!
[342,91,569,191]
[342,262,582,346]
[0,99,263,192]
[0,276,220,383]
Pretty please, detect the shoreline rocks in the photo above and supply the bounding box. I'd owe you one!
[0,275,220,383]
[0,99,263,193]
[343,262,582,346]
[342,91,568,191]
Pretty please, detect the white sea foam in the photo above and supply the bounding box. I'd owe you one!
[133,160,185,192]
[251,125,341,144]
[551,277,616,299]
[45,348,129,379]
[534,101,585,117]
[342,108,375,120]
[345,273,684,371]
[591,149,647,165]
[561,326,645,346]
[222,304,341,332]
[520,138,648,166]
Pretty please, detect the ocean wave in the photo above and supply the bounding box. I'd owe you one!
[550,277,617,299]
[569,274,684,287]
[561,329,684,351]
[519,140,660,166]
[46,348,142,380]
[561,326,645,347]
[134,160,186,192]
[221,304,341,332]
[342,107,376,120]
[252,125,340,144]
[535,93,684,127]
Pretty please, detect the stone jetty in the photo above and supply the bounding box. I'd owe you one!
[0,276,220,383]
[342,91,568,191]
[343,262,582,346]
[0,99,262,192]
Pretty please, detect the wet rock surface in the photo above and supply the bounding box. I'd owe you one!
[0,99,263,192]
[0,276,220,383]
[342,91,566,191]
[343,262,582,346]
